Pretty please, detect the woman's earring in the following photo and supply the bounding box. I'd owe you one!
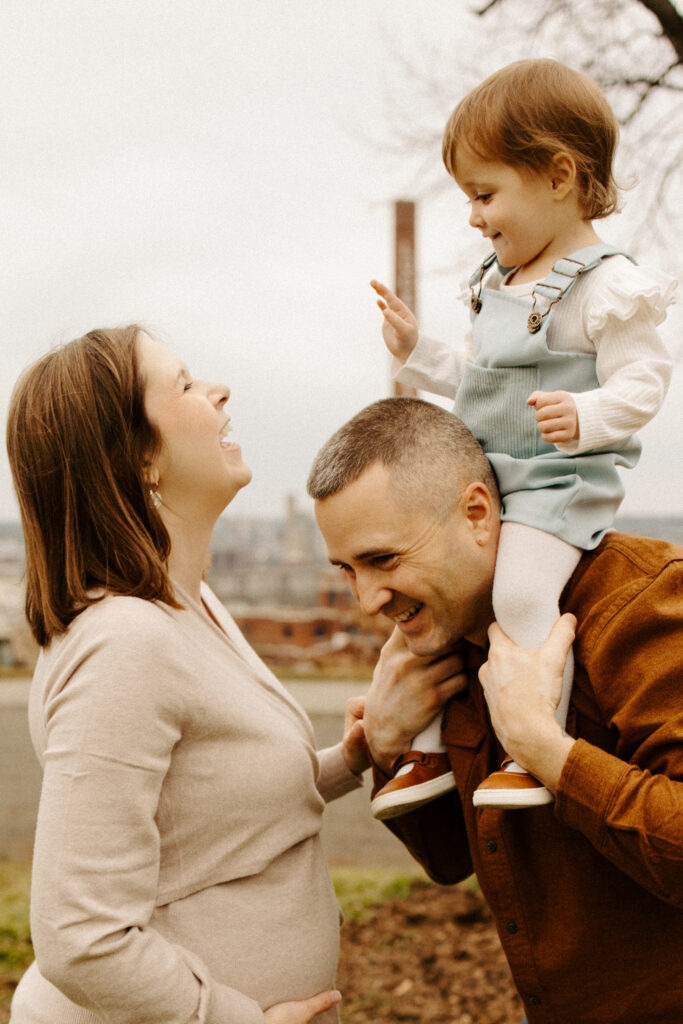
[150,487,162,510]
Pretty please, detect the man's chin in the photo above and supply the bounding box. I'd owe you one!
[402,632,454,660]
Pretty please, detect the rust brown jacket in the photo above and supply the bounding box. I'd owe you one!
[377,532,683,1024]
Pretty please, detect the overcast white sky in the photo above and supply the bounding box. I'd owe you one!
[2,0,681,524]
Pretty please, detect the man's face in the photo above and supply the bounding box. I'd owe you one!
[314,462,497,657]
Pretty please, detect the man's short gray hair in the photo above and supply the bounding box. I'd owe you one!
[307,397,498,518]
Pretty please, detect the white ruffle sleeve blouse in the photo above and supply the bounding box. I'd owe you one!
[394,254,675,455]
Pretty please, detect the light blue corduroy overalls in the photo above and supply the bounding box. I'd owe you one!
[453,244,641,551]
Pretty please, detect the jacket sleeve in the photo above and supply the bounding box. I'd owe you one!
[371,768,474,886]
[30,607,265,1024]
[556,557,683,908]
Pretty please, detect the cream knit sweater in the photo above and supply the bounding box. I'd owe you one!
[11,582,362,1024]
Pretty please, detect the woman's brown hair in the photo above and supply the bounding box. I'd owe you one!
[442,59,619,220]
[6,325,180,646]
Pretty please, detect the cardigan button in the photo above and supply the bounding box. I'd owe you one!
[486,840,498,853]
[506,921,518,934]
[528,995,541,1006]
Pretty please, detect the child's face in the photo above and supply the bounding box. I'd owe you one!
[454,144,565,271]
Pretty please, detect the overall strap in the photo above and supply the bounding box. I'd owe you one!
[468,251,500,313]
[527,244,636,334]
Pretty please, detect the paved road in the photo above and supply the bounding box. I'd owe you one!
[0,678,417,869]
[0,681,41,859]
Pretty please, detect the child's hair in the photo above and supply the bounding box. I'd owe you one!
[442,59,619,220]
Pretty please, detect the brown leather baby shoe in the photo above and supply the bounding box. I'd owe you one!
[371,750,456,821]
[472,759,553,809]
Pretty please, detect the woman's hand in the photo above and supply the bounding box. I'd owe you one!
[363,628,472,773]
[341,695,370,775]
[370,280,419,363]
[264,989,342,1022]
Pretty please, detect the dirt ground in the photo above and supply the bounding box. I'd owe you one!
[337,881,522,1024]
[0,884,522,1024]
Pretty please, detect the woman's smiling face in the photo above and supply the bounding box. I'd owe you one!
[137,331,252,518]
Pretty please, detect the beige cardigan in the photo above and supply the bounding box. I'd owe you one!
[12,583,362,1024]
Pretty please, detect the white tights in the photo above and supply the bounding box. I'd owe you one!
[412,522,581,754]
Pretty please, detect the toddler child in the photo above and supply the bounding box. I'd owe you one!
[370,58,675,819]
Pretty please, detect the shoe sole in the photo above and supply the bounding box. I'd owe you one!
[472,787,554,809]
[371,773,457,821]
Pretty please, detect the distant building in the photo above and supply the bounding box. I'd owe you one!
[2,510,681,676]
[207,493,329,607]
[0,577,37,671]
[0,523,25,579]
[230,571,392,671]
[233,606,338,647]
[282,494,317,564]
[615,515,683,547]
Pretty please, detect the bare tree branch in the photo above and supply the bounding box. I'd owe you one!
[607,75,682,89]
[474,0,683,261]
[474,0,502,13]
[638,0,683,61]
[371,0,682,270]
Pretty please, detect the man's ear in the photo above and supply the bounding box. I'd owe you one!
[549,151,577,199]
[461,481,498,545]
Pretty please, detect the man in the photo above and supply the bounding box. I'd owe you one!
[307,396,682,1024]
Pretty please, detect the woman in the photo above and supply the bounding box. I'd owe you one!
[7,325,369,1023]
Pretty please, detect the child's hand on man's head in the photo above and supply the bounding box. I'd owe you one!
[528,390,579,445]
[370,280,418,362]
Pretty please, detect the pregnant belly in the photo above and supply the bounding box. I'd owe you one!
[151,835,341,1013]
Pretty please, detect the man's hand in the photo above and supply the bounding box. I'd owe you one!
[478,614,577,790]
[363,628,474,774]
[528,390,579,445]
[370,280,419,363]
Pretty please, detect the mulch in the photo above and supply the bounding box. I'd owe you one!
[0,884,522,1024]
[337,881,523,1023]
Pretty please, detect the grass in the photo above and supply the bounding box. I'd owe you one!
[331,868,431,920]
[0,859,32,1019]
[0,862,427,1007]
[0,861,464,1020]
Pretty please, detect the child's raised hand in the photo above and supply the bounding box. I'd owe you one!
[370,279,418,363]
[528,390,579,444]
